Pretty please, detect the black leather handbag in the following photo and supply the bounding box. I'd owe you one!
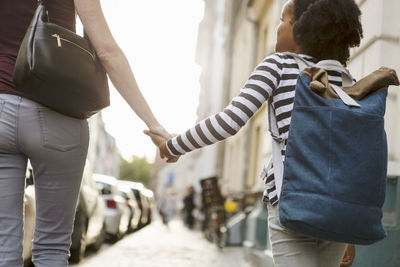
[13,1,109,119]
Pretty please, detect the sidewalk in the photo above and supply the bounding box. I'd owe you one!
[73,219,252,267]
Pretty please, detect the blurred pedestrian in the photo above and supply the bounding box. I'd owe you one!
[146,0,364,266]
[0,0,170,266]
[183,186,195,229]
[159,184,176,226]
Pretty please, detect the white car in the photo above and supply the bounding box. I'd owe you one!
[119,181,153,227]
[118,182,141,232]
[23,184,35,266]
[93,174,130,242]
[70,162,106,263]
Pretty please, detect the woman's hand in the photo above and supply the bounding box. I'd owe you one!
[143,130,180,163]
[148,125,172,140]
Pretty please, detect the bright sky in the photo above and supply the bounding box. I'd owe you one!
[90,0,204,161]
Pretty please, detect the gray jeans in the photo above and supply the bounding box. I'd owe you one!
[267,203,347,267]
[0,94,89,267]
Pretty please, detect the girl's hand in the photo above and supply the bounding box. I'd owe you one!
[340,244,355,267]
[143,130,180,163]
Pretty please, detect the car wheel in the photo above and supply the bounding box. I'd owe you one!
[147,212,152,225]
[119,215,129,238]
[23,259,34,267]
[69,211,87,263]
[92,222,105,251]
[107,234,119,244]
[127,215,134,233]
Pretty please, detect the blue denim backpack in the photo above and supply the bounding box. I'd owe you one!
[269,54,388,245]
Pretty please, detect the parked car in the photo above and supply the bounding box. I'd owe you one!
[117,182,141,232]
[141,188,155,225]
[23,183,35,267]
[94,174,130,242]
[119,181,152,227]
[69,162,106,263]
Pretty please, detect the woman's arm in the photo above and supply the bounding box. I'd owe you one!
[74,0,169,138]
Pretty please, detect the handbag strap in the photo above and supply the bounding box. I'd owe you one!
[36,0,50,22]
[37,0,48,8]
[35,0,94,50]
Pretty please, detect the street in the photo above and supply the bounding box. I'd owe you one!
[71,218,252,267]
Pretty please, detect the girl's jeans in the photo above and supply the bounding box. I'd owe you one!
[267,203,347,267]
[0,94,89,267]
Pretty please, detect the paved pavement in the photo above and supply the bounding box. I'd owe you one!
[71,219,252,267]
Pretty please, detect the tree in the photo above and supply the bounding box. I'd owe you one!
[119,156,151,187]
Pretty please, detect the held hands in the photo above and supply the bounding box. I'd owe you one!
[147,125,171,140]
[144,129,180,163]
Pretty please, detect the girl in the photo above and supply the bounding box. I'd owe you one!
[146,0,362,266]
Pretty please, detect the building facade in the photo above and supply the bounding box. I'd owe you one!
[154,0,236,201]
[350,0,400,176]
[87,113,121,178]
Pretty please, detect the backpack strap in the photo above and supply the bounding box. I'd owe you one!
[316,60,360,108]
[267,53,308,139]
[267,53,308,199]
[315,60,354,87]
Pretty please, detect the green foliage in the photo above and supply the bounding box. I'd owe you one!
[119,156,151,187]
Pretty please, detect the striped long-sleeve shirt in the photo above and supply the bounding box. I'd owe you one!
[166,52,343,205]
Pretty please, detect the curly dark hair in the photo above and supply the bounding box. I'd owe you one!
[292,0,363,65]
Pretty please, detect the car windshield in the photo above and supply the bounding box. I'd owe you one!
[120,191,129,200]
[132,189,140,199]
[96,181,112,195]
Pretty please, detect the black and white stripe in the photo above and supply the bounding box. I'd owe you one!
[166,53,342,206]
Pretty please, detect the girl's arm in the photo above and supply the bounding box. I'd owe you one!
[148,54,284,159]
